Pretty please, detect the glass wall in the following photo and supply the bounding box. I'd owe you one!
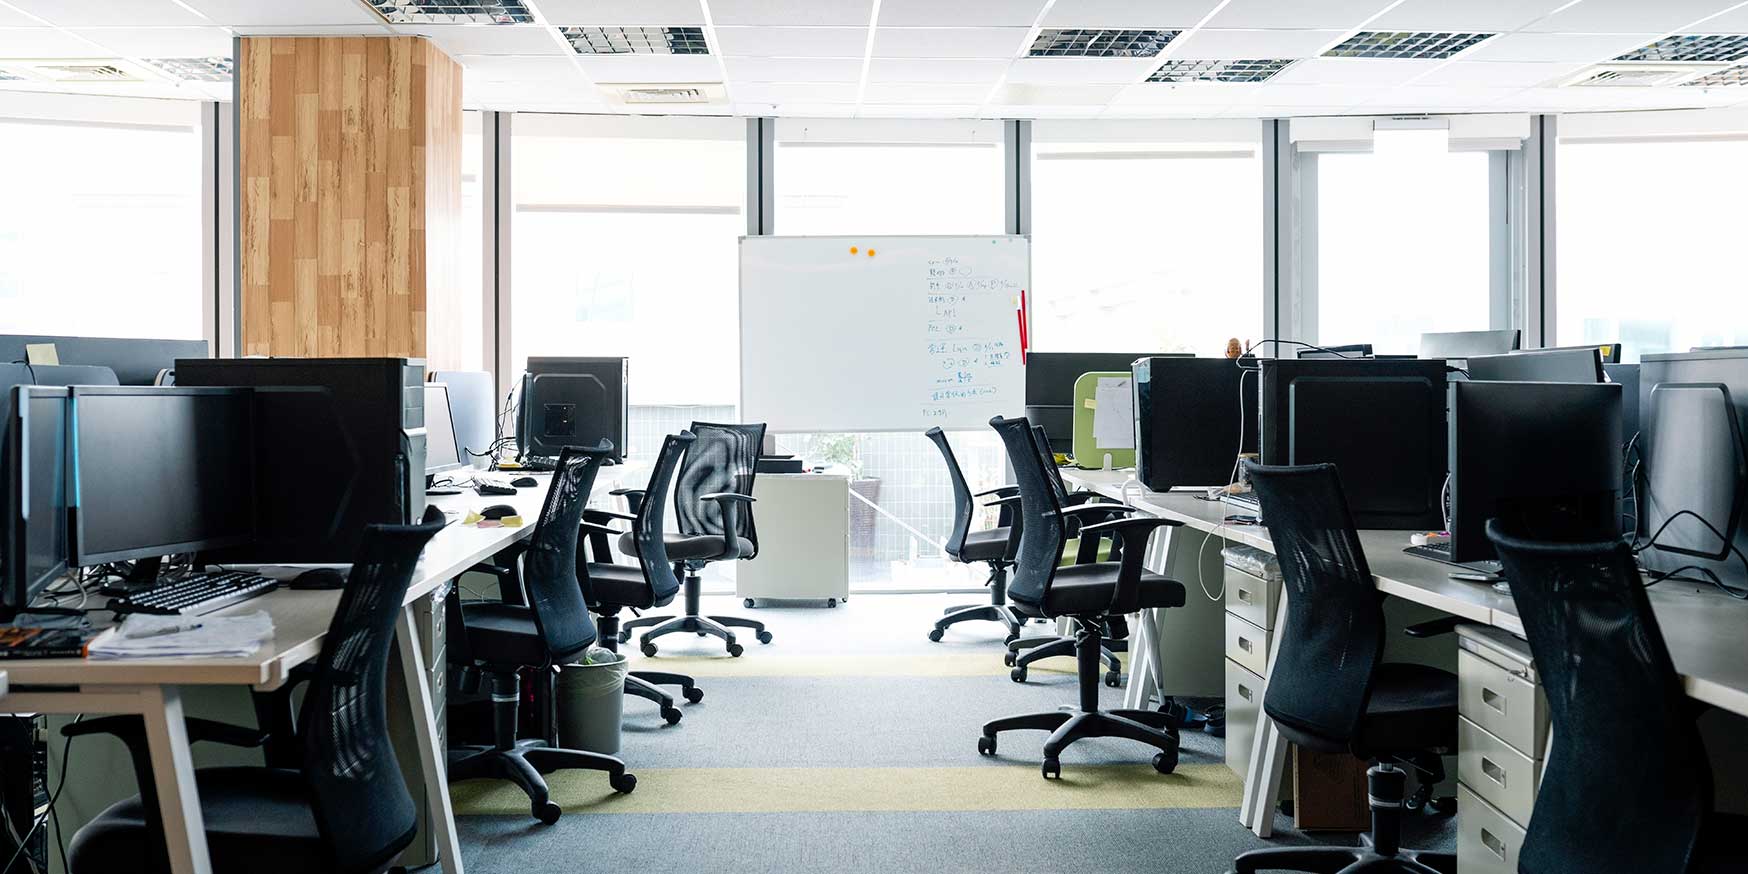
[0,101,204,340]
[1557,136,1748,360]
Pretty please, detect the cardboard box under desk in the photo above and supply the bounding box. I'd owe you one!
[1293,747,1370,832]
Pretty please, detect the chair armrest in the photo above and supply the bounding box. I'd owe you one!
[1078,517,1183,536]
[609,488,647,514]
[985,494,1024,507]
[1062,492,1110,507]
[1078,517,1181,611]
[1403,617,1463,638]
[701,492,755,560]
[974,485,1020,498]
[583,508,635,523]
[1059,504,1137,519]
[699,492,756,504]
[580,520,622,564]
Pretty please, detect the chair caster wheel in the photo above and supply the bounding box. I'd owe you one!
[756,630,773,644]
[1042,758,1061,780]
[1104,671,1121,688]
[727,643,745,657]
[534,801,562,824]
[827,598,838,608]
[1426,796,1457,815]
[1010,667,1027,683]
[641,642,658,657]
[617,631,631,644]
[661,706,682,725]
[977,735,997,756]
[1002,652,1017,667]
[928,628,944,642]
[1003,634,1019,646]
[684,687,704,704]
[696,630,708,637]
[610,773,637,794]
[744,598,755,608]
[1152,749,1178,775]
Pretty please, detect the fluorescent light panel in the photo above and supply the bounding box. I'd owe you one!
[369,1,534,25]
[1147,58,1293,83]
[1324,31,1494,60]
[560,26,711,55]
[1028,29,1180,58]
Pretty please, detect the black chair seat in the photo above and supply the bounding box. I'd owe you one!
[618,530,754,562]
[584,562,673,610]
[69,767,330,874]
[958,527,1011,562]
[1041,563,1186,616]
[1355,663,1459,755]
[459,602,550,665]
[1696,814,1748,873]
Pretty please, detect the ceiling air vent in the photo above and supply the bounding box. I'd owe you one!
[1324,31,1494,60]
[1028,29,1180,58]
[26,63,137,82]
[1685,65,1748,87]
[143,57,232,81]
[1566,63,1722,87]
[561,26,710,55]
[600,82,726,105]
[1615,34,1748,64]
[369,1,533,24]
[1148,58,1294,83]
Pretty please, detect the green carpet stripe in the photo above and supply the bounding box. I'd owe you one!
[624,651,1125,678]
[452,763,1240,816]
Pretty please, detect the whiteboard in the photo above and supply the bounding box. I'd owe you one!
[740,235,1028,433]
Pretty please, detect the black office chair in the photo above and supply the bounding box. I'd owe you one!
[924,426,1023,642]
[65,509,447,874]
[1231,462,1455,874]
[448,447,636,825]
[975,415,1185,779]
[578,432,702,724]
[619,421,771,657]
[1487,522,1748,874]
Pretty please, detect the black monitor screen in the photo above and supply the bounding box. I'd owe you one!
[1641,383,1744,561]
[71,387,256,565]
[5,387,71,612]
[424,383,465,475]
[1468,348,1603,383]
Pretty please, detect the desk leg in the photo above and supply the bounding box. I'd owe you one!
[140,687,212,874]
[1123,609,1154,710]
[1239,593,1292,838]
[397,606,466,874]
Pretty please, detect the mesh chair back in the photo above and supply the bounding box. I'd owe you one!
[993,416,1063,607]
[676,421,766,557]
[1031,423,1071,504]
[300,508,444,874]
[630,432,694,602]
[925,427,974,560]
[1487,522,1710,874]
[1245,462,1384,751]
[521,445,605,661]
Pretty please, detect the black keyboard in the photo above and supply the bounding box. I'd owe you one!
[109,571,279,616]
[1403,542,1502,575]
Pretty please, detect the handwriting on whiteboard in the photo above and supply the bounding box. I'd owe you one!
[921,255,1021,420]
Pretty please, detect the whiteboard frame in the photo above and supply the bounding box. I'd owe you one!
[738,234,1032,434]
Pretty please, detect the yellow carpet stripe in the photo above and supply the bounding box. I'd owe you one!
[452,763,1239,816]
[622,651,1126,678]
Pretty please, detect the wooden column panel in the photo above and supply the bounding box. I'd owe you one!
[237,35,462,359]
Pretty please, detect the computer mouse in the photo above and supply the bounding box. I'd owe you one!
[290,567,347,590]
[480,504,518,520]
[510,476,539,488]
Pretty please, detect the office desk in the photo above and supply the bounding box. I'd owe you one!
[0,473,613,874]
[1059,468,1748,837]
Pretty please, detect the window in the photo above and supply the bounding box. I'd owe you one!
[0,100,203,340]
[1031,123,1264,355]
[427,110,486,372]
[510,114,745,458]
[774,120,1004,235]
[1557,137,1748,361]
[1312,129,1493,355]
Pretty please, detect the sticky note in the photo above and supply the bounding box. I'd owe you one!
[849,246,858,254]
[24,344,58,366]
[1083,398,1097,410]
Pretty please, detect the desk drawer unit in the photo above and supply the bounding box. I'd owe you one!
[1456,650,1546,756]
[1224,658,1265,776]
[1456,785,1526,874]
[1224,613,1271,677]
[1223,562,1281,631]
[1457,717,1541,825]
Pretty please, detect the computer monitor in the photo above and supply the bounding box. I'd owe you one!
[1025,352,1182,453]
[1259,358,1448,529]
[1132,357,1258,491]
[1604,363,1640,445]
[69,386,256,568]
[3,387,71,618]
[424,383,465,478]
[1448,381,1623,565]
[1297,343,1373,360]
[430,370,496,465]
[1467,347,1604,383]
[1419,330,1521,360]
[520,357,627,464]
[1638,350,1748,591]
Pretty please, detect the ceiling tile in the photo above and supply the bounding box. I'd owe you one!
[735,101,858,115]
[575,54,722,82]
[1164,28,1344,59]
[230,24,395,35]
[1368,0,1577,33]
[535,0,707,26]
[391,24,565,55]
[0,27,110,57]
[1042,0,1224,28]
[713,26,869,56]
[862,82,991,101]
[710,0,873,27]
[1705,6,1748,32]
[1268,56,1443,87]
[724,56,863,81]
[867,57,1008,82]
[871,27,1028,58]
[1461,32,1660,62]
[1004,55,1158,83]
[856,102,983,116]
[1206,0,1404,31]
[877,0,1047,27]
[0,5,41,27]
[4,0,211,27]
[734,81,860,102]
[456,54,585,82]
[182,0,386,26]
[1110,80,1267,103]
[1410,60,1586,88]
[1524,0,1746,34]
[993,82,1125,103]
[67,26,233,58]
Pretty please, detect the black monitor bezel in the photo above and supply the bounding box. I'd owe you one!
[1467,347,1605,384]
[6,386,73,613]
[423,382,467,477]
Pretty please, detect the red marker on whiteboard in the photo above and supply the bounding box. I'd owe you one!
[1016,289,1029,365]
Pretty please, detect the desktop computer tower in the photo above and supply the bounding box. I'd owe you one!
[175,357,426,562]
[1639,349,1748,592]
[520,357,628,463]
[1133,357,1256,491]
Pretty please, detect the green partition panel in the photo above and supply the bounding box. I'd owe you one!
[1070,370,1136,470]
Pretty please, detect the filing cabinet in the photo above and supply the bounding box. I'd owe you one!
[1221,548,1285,787]
[1455,625,1549,874]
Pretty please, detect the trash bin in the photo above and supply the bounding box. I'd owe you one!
[556,647,628,755]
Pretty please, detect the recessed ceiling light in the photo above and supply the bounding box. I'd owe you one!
[560,26,711,55]
[143,57,232,82]
[1683,65,1748,86]
[369,1,533,25]
[1324,31,1494,60]
[1028,29,1180,58]
[1147,58,1293,83]
[1615,34,1748,64]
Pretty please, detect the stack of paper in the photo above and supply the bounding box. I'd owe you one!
[87,612,275,660]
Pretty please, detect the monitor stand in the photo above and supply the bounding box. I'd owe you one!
[98,556,164,597]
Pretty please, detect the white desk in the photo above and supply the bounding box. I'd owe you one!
[1059,468,1748,837]
[0,472,611,874]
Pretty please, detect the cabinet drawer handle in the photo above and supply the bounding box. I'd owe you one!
[1480,827,1507,861]
[1238,636,1254,654]
[1237,683,1253,701]
[1236,587,1254,605]
[1482,686,1507,716]
[1481,756,1508,788]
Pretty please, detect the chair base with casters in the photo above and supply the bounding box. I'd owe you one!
[977,620,1179,779]
[446,667,635,824]
[620,561,771,657]
[929,560,1022,642]
[1003,612,1125,687]
[595,611,701,724]
[1232,763,1454,874]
